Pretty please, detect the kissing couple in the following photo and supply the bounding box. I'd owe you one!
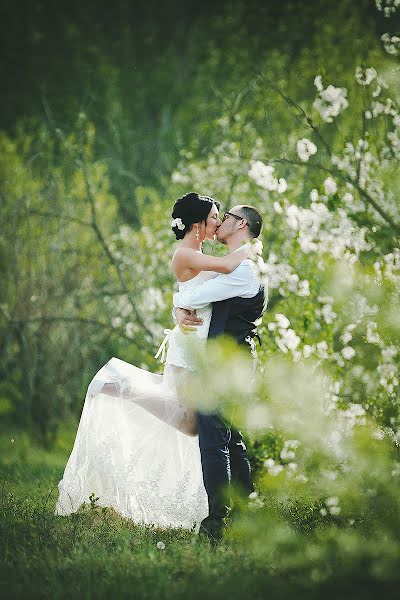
[56,192,267,542]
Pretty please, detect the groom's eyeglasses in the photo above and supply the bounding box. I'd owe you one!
[222,211,243,222]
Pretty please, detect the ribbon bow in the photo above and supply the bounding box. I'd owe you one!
[154,329,172,363]
[245,335,258,359]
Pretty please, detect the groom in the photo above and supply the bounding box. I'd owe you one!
[173,204,267,541]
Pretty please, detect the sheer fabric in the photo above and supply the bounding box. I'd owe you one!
[56,272,217,530]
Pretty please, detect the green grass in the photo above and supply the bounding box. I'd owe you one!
[1,427,399,599]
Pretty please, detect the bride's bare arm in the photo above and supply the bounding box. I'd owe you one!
[173,247,248,275]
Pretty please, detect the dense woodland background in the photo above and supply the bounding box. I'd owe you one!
[2,0,398,441]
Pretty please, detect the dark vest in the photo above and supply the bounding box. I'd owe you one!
[208,287,266,347]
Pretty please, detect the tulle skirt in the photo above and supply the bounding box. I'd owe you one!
[56,357,209,530]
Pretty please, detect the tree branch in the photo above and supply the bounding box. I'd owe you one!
[78,154,156,342]
[269,157,400,235]
[258,74,333,158]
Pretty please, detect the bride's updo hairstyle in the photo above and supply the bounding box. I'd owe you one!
[171,192,220,240]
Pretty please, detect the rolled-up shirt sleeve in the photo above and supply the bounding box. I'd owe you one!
[173,260,261,310]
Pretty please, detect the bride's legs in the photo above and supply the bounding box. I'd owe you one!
[91,370,198,437]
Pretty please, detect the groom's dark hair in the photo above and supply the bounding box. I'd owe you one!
[236,205,263,238]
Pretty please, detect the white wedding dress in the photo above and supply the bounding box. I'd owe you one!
[56,271,217,530]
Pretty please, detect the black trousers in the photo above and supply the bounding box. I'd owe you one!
[197,411,253,530]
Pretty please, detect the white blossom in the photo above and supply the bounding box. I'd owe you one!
[355,66,377,86]
[275,328,301,353]
[313,77,349,122]
[297,138,318,162]
[264,458,284,476]
[275,313,290,329]
[303,344,315,358]
[329,505,341,515]
[248,161,286,193]
[316,341,329,358]
[366,321,381,344]
[324,176,338,195]
[376,1,400,18]
[297,279,310,296]
[171,217,185,230]
[326,496,339,507]
[171,171,189,184]
[342,346,356,359]
[156,541,166,550]
[111,316,122,328]
[340,331,353,344]
[277,178,288,193]
[280,439,300,461]
[381,33,400,54]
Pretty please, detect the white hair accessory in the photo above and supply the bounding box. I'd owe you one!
[171,217,185,230]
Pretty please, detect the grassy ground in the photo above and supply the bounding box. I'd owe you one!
[0,426,399,599]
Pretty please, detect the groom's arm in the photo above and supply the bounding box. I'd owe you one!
[173,260,261,310]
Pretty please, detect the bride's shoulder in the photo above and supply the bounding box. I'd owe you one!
[172,247,199,265]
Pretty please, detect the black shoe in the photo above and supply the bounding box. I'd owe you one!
[199,519,223,545]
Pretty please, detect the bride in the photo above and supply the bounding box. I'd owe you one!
[56,193,248,530]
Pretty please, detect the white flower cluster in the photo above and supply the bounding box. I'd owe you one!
[355,66,377,86]
[313,76,349,123]
[375,0,400,17]
[315,296,337,325]
[248,490,265,508]
[320,496,341,516]
[324,176,337,195]
[365,98,397,122]
[296,138,317,162]
[341,346,356,360]
[284,201,371,258]
[366,321,381,345]
[246,239,264,260]
[143,287,165,312]
[263,458,284,476]
[378,345,399,394]
[108,294,136,332]
[331,140,375,190]
[262,252,310,297]
[302,341,330,360]
[374,249,400,284]
[387,111,400,160]
[268,313,301,356]
[340,323,357,345]
[171,171,190,184]
[342,403,366,428]
[116,294,133,318]
[280,439,300,461]
[170,139,253,201]
[381,33,400,55]
[266,457,300,480]
[171,217,185,230]
[248,160,287,193]
[325,380,341,413]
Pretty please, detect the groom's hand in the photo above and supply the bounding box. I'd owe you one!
[176,308,203,334]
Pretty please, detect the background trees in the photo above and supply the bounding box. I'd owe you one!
[1,0,399,443]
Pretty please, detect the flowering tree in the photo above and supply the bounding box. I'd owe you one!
[159,7,400,560]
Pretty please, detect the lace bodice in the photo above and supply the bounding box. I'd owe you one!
[164,271,217,371]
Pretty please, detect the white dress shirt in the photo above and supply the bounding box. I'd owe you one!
[173,250,266,311]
